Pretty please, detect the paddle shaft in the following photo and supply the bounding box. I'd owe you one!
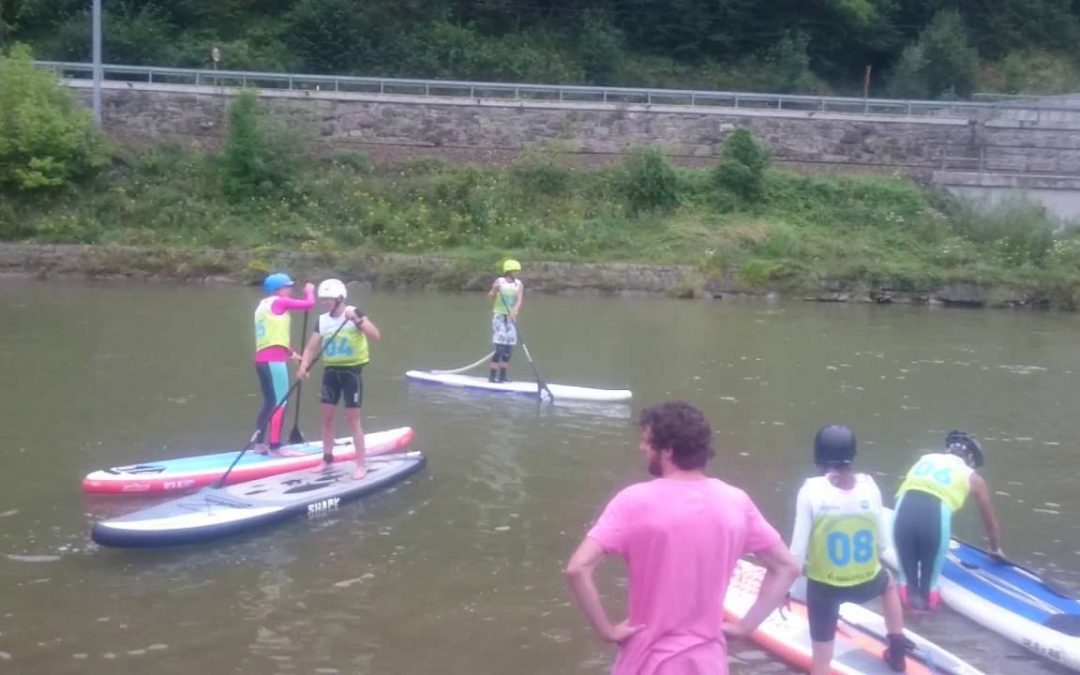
[216,300,349,488]
[287,310,310,444]
[955,537,1073,599]
[496,290,554,401]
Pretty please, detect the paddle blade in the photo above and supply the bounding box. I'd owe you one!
[288,425,305,445]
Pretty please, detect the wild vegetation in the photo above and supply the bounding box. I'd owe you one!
[3,48,1079,305]
[3,0,1080,97]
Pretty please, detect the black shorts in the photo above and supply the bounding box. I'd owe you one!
[806,569,890,642]
[321,365,364,408]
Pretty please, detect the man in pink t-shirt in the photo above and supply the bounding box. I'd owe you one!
[565,401,799,674]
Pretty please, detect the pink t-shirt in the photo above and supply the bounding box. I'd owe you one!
[587,477,782,675]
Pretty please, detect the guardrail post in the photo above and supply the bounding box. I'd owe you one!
[196,72,201,86]
[778,98,783,110]
[734,95,740,108]
[288,75,293,90]
[603,90,607,103]
[691,93,696,106]
[425,83,430,96]
[647,91,652,105]
[335,78,339,92]
[514,86,519,100]
[380,81,385,94]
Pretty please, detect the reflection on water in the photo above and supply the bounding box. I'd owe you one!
[0,280,1077,673]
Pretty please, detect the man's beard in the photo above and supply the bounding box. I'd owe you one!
[647,455,662,477]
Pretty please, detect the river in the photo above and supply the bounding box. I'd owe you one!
[0,278,1077,674]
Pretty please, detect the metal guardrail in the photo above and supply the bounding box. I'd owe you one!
[36,60,1080,120]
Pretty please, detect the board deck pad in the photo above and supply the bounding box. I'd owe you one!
[883,507,1080,671]
[91,452,426,548]
[404,370,632,402]
[82,426,415,494]
[726,560,981,675]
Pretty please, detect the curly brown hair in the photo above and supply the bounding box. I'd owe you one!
[638,401,714,470]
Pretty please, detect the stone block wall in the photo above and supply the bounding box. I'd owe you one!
[69,81,1080,175]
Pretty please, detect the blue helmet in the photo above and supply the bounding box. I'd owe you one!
[263,273,294,294]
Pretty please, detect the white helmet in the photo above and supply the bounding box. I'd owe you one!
[317,278,347,300]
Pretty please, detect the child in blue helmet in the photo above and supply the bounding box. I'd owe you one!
[790,425,909,674]
[253,273,314,455]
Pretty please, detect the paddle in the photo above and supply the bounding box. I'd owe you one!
[286,309,310,445]
[953,537,1075,600]
[215,300,348,489]
[496,291,554,402]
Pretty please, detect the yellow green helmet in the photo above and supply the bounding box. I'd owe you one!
[502,259,522,273]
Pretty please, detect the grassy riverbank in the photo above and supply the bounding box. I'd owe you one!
[4,138,1080,305]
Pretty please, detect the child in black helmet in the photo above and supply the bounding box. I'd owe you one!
[893,430,1002,611]
[789,425,909,674]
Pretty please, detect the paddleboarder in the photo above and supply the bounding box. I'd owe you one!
[486,259,523,383]
[565,400,799,674]
[253,273,315,456]
[789,425,910,674]
[297,279,380,480]
[893,429,1003,611]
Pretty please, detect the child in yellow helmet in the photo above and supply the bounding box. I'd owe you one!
[486,260,524,383]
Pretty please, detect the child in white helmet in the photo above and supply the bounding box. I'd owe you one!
[487,259,524,383]
[297,279,381,480]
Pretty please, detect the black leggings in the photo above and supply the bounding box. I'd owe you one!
[493,344,513,363]
[893,490,951,598]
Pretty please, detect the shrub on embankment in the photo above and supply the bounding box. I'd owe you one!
[2,60,1080,306]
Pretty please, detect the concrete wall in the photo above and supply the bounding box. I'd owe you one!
[934,171,1080,222]
[69,80,1080,176]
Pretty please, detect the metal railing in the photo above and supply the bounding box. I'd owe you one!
[36,60,1080,121]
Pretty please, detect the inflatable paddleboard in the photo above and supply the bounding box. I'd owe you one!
[91,452,426,548]
[404,370,632,402]
[883,508,1080,672]
[82,427,415,495]
[725,560,983,675]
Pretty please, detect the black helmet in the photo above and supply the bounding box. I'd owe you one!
[946,430,984,468]
[814,425,856,466]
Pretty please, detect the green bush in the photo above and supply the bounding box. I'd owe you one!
[0,45,108,191]
[713,129,770,205]
[999,51,1080,95]
[619,148,680,214]
[219,90,303,200]
[946,196,1058,266]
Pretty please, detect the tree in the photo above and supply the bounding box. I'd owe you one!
[886,10,979,99]
[886,44,929,99]
[919,10,979,98]
[0,45,107,191]
[285,0,375,73]
[577,10,622,85]
[219,90,299,199]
